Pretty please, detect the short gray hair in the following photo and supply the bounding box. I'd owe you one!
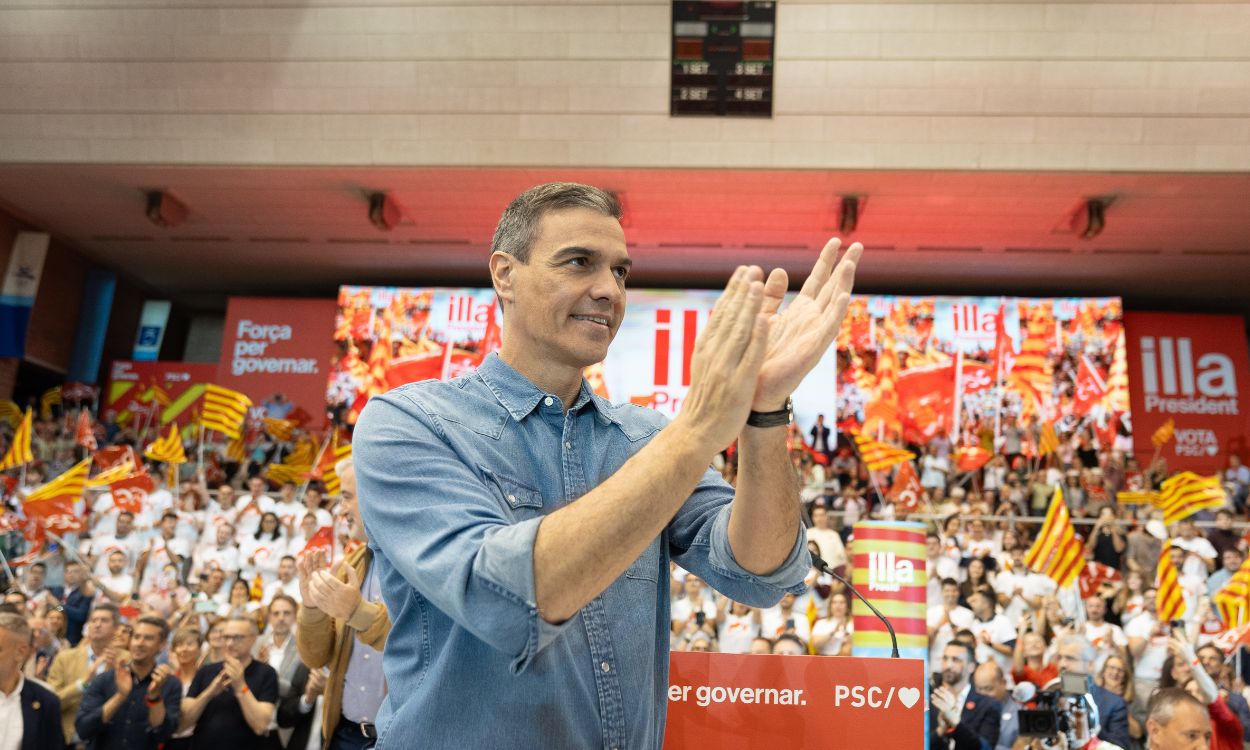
[0,613,30,643]
[1147,686,1207,726]
[1058,633,1097,668]
[225,615,259,634]
[490,183,621,263]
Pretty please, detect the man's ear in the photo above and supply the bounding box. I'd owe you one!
[489,251,517,305]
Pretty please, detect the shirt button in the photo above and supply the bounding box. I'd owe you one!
[600,661,611,673]
[543,396,554,407]
[565,442,572,449]
[507,494,516,505]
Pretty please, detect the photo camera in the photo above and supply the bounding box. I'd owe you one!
[1018,672,1099,748]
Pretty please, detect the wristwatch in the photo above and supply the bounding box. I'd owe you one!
[746,398,792,428]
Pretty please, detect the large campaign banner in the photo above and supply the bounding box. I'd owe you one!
[105,361,219,430]
[1124,312,1249,473]
[218,297,338,429]
[327,285,840,430]
[833,295,1128,445]
[328,287,1130,446]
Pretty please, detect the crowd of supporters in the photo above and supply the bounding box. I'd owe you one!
[2,400,1249,749]
[0,406,374,750]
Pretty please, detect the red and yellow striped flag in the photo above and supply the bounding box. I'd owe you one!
[1156,541,1187,622]
[0,408,34,470]
[851,432,916,473]
[39,386,61,420]
[1116,489,1159,506]
[262,417,297,442]
[1152,418,1176,447]
[312,439,353,496]
[1156,472,1225,526]
[85,460,138,487]
[1213,557,1250,627]
[24,458,90,533]
[805,596,820,655]
[144,424,187,465]
[1038,421,1060,457]
[226,436,247,463]
[202,384,252,440]
[0,400,22,429]
[1025,486,1085,588]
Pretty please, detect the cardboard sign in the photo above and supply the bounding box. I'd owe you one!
[664,652,925,749]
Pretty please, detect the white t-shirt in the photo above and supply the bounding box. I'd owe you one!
[238,536,288,585]
[271,500,306,530]
[262,578,302,605]
[963,536,1002,561]
[811,617,854,656]
[1125,614,1170,681]
[233,495,275,541]
[995,570,1058,624]
[195,544,241,575]
[1083,621,1128,671]
[143,536,190,581]
[927,557,961,607]
[671,597,717,629]
[968,613,1017,675]
[717,612,760,654]
[96,572,134,600]
[927,604,974,666]
[807,527,847,571]
[760,607,812,644]
[88,533,143,577]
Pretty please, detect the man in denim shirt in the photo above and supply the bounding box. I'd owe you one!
[354,183,863,749]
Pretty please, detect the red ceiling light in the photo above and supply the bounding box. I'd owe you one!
[145,190,187,228]
[1072,197,1112,240]
[368,192,401,231]
[838,195,861,235]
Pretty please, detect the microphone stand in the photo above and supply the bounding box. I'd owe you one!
[810,550,899,658]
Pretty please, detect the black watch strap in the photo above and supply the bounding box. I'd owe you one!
[745,398,792,428]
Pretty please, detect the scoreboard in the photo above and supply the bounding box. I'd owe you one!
[671,1,775,117]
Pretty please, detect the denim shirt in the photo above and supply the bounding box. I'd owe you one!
[354,352,809,750]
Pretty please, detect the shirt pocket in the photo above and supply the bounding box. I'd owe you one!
[479,466,544,518]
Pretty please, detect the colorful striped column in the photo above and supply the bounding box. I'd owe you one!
[850,521,928,661]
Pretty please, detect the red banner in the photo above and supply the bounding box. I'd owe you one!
[664,652,925,749]
[218,297,338,431]
[105,362,218,430]
[1125,312,1250,473]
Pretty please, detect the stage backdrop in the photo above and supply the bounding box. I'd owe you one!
[327,285,839,430]
[218,297,338,429]
[1124,311,1250,473]
[105,361,219,430]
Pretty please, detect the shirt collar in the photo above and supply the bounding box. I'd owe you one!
[1,674,23,700]
[475,352,602,422]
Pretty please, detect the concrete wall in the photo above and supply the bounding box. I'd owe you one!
[0,1,1246,171]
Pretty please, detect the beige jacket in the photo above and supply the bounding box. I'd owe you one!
[46,642,130,743]
[296,544,391,742]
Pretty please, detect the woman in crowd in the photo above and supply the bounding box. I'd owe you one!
[959,556,994,606]
[1097,652,1145,749]
[239,511,286,585]
[168,627,204,750]
[811,592,853,657]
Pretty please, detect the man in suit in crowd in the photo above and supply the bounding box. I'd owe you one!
[972,660,1021,750]
[47,602,126,745]
[0,612,65,750]
[931,640,1001,750]
[295,460,390,749]
[257,594,308,748]
[1055,634,1131,750]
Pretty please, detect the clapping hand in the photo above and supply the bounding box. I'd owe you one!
[114,660,133,697]
[307,560,362,621]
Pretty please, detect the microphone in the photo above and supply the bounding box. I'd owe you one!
[809,550,899,658]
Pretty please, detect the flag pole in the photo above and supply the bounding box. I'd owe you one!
[196,423,207,475]
[951,348,964,442]
[0,547,19,592]
[299,430,334,499]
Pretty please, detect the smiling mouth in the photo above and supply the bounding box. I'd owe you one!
[571,314,610,327]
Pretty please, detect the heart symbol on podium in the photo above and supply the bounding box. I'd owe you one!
[897,687,921,709]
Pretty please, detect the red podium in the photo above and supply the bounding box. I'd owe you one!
[664,652,926,749]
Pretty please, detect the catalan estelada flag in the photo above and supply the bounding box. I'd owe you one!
[1157,541,1187,622]
[201,384,252,439]
[851,432,915,473]
[0,408,34,470]
[1156,472,1225,525]
[1025,487,1084,588]
[144,424,187,465]
[1152,418,1176,447]
[1213,557,1250,627]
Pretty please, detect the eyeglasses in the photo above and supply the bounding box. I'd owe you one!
[220,634,251,643]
